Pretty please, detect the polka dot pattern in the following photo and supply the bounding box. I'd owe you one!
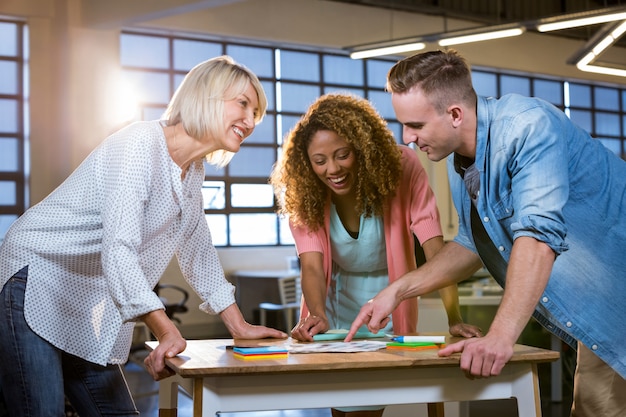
[0,121,235,366]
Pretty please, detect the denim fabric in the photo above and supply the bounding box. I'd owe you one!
[449,94,626,379]
[0,268,138,416]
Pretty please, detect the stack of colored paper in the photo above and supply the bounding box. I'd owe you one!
[386,342,443,351]
[232,346,288,360]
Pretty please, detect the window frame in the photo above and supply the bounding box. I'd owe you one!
[120,30,626,247]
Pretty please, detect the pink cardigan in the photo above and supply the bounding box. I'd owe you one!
[290,146,443,334]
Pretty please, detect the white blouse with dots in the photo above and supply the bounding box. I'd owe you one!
[0,120,235,366]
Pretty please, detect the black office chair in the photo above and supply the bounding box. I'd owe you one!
[156,283,189,323]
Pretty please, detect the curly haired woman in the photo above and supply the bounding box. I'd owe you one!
[270,93,482,417]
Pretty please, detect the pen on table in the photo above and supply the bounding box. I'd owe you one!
[390,336,446,344]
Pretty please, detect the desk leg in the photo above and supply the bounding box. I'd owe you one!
[513,363,543,417]
[427,402,445,417]
[192,378,203,417]
[158,376,179,417]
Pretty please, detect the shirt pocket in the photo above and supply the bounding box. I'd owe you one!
[491,191,515,221]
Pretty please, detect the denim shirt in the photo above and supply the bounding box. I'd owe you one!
[449,94,626,379]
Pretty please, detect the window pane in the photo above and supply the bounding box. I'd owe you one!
[120,34,169,68]
[123,70,170,104]
[173,39,222,71]
[595,112,620,136]
[262,81,275,112]
[226,45,274,78]
[280,50,319,81]
[229,147,275,177]
[0,138,18,171]
[231,184,273,207]
[0,214,18,244]
[204,161,225,177]
[569,83,591,108]
[387,121,403,144]
[500,75,530,96]
[533,79,562,106]
[174,74,185,91]
[472,71,497,97]
[367,59,393,89]
[0,61,17,94]
[594,87,619,111]
[280,115,302,142]
[0,99,17,133]
[0,181,16,205]
[230,213,277,245]
[280,82,320,113]
[205,214,227,246]
[202,181,225,210]
[367,91,394,119]
[279,216,295,245]
[569,110,592,132]
[0,23,17,56]
[323,55,363,86]
[323,87,364,97]
[247,114,275,144]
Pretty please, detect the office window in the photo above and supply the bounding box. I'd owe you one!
[121,31,626,246]
[121,32,395,246]
[0,19,28,243]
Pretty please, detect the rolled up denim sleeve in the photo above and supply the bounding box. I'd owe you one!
[502,106,571,255]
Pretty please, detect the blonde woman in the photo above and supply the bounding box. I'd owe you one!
[0,56,286,416]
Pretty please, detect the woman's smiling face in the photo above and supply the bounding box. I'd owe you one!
[306,129,358,198]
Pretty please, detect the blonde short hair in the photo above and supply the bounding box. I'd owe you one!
[162,55,267,167]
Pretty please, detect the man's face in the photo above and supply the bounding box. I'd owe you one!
[391,87,459,162]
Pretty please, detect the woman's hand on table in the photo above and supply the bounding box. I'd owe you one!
[144,330,187,381]
[220,303,287,340]
[141,309,187,381]
[449,322,483,338]
[290,315,329,342]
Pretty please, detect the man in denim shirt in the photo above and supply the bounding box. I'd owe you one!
[346,49,625,417]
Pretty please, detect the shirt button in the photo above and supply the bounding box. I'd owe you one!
[566,321,572,327]
[498,246,505,251]
[483,217,490,222]
[542,296,549,303]
[591,344,598,350]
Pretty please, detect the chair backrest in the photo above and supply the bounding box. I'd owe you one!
[277,274,301,305]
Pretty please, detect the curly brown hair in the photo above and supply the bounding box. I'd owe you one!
[270,93,402,231]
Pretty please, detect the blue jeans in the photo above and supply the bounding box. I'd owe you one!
[0,267,138,417]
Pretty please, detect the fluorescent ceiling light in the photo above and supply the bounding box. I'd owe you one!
[568,20,626,77]
[537,8,626,32]
[438,26,525,46]
[350,42,426,60]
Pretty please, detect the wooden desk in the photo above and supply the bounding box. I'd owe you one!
[148,338,559,417]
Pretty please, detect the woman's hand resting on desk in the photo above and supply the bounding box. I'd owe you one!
[290,315,330,342]
[220,303,288,340]
[449,322,483,339]
[144,330,187,381]
[141,309,187,381]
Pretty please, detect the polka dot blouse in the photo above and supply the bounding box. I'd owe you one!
[0,120,236,366]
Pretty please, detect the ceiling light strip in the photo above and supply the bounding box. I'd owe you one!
[537,10,626,32]
[350,42,426,60]
[438,27,524,46]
